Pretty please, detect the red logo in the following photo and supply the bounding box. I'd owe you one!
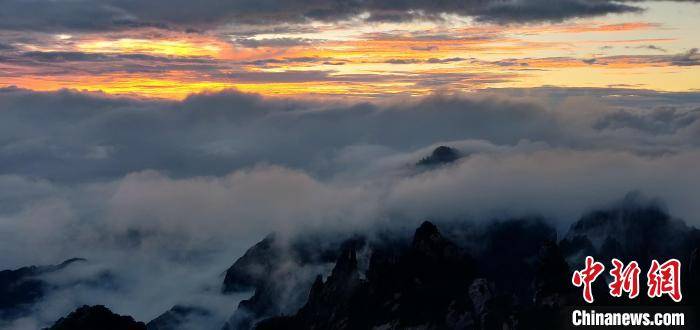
[647,259,682,302]
[572,256,682,303]
[609,258,641,299]
[572,256,606,303]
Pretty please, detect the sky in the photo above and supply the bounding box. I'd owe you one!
[0,0,698,99]
[1,1,700,329]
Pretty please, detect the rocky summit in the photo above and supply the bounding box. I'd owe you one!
[229,197,700,329]
[417,146,461,167]
[47,305,146,330]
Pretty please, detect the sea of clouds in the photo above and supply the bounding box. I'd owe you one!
[1,86,700,328]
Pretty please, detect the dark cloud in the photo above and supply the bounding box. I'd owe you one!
[220,70,333,83]
[384,58,423,64]
[426,57,466,63]
[628,44,667,52]
[0,48,506,86]
[670,48,700,66]
[19,51,116,62]
[0,0,688,32]
[0,50,224,76]
[474,49,700,69]
[597,48,700,67]
[233,37,316,48]
[1,86,699,184]
[485,86,700,108]
[0,87,554,181]
[0,0,163,32]
[0,42,14,50]
[410,45,438,51]
[594,107,700,135]
[493,59,530,67]
[242,57,338,66]
[476,0,640,23]
[9,51,213,65]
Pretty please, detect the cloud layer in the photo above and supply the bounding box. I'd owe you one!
[3,0,700,32]
[2,86,700,327]
[0,0,646,31]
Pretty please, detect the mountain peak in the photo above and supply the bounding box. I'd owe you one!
[411,221,465,263]
[330,246,358,280]
[222,233,280,293]
[48,305,146,330]
[412,221,442,247]
[415,220,439,237]
[417,146,460,166]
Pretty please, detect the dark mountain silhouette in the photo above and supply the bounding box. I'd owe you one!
[417,146,461,167]
[47,305,146,330]
[0,258,85,319]
[236,195,700,329]
[222,234,280,293]
[561,193,700,266]
[558,193,700,307]
[442,217,558,301]
[223,233,362,294]
[147,305,212,330]
[255,221,478,329]
[222,233,365,329]
[32,194,700,329]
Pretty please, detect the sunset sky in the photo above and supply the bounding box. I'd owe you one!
[1,0,698,99]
